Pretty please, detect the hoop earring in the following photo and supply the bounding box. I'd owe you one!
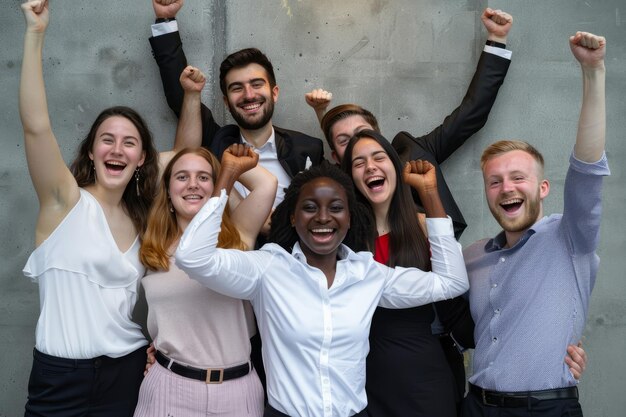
[135,168,141,197]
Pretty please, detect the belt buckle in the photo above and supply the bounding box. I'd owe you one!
[481,390,499,407]
[206,368,224,384]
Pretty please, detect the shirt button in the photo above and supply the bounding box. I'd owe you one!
[489,361,494,366]
[492,283,498,288]
[500,257,506,263]
[492,337,498,343]
[494,308,500,314]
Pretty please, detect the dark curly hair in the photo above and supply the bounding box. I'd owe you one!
[268,161,373,253]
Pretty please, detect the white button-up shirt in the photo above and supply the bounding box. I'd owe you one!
[176,192,468,417]
[236,129,291,208]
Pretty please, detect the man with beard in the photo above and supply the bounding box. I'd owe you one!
[462,31,608,417]
[149,0,324,207]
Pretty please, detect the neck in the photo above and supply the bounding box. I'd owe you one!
[372,201,390,236]
[84,183,125,209]
[240,123,273,149]
[303,250,338,289]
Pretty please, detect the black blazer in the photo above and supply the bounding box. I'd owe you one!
[392,51,510,350]
[392,51,511,240]
[149,30,324,177]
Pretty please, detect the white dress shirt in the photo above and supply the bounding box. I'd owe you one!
[235,128,291,207]
[176,191,468,417]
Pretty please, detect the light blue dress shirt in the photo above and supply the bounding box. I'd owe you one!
[464,152,610,392]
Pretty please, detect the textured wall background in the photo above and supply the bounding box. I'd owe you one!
[2,0,624,415]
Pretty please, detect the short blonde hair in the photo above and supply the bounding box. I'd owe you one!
[481,140,545,175]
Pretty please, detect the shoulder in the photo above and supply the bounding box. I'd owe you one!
[392,131,428,161]
[274,126,323,147]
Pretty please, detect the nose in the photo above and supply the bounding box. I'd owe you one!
[501,178,514,192]
[365,158,377,173]
[243,84,255,100]
[188,176,199,189]
[111,140,123,155]
[316,208,330,223]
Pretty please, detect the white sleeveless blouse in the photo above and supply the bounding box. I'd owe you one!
[23,189,147,359]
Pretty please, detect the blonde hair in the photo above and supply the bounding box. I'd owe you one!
[481,140,545,176]
[140,148,245,271]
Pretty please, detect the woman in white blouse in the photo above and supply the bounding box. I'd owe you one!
[175,157,469,417]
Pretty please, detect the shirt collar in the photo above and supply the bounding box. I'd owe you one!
[484,217,548,252]
[240,127,276,152]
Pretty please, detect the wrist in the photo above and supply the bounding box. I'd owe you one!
[155,16,176,23]
[486,39,507,49]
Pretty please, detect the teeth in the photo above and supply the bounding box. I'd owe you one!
[184,195,202,200]
[106,161,126,167]
[501,198,523,205]
[242,103,261,110]
[312,228,333,233]
[366,176,384,185]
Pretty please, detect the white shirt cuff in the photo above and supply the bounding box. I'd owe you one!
[425,216,455,237]
[151,20,179,37]
[484,45,512,60]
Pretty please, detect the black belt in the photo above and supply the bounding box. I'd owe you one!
[469,383,579,408]
[155,350,251,384]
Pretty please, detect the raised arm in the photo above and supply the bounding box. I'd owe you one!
[570,32,606,162]
[173,65,205,151]
[392,8,512,164]
[150,0,221,148]
[159,65,207,172]
[226,147,278,248]
[305,88,333,125]
[19,1,79,217]
[402,160,446,218]
[176,148,267,299]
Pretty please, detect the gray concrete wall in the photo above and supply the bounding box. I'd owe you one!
[2,0,624,415]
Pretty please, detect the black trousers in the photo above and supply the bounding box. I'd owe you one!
[462,389,583,417]
[264,404,369,417]
[25,346,147,417]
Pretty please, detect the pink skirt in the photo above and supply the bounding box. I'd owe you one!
[133,360,264,417]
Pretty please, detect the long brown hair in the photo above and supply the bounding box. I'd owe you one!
[140,147,245,271]
[341,130,431,271]
[70,106,158,235]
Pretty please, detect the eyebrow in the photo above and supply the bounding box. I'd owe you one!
[227,78,267,90]
[352,149,386,163]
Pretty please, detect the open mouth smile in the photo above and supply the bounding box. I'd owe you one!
[310,227,337,243]
[499,197,524,214]
[365,176,385,191]
[104,160,127,174]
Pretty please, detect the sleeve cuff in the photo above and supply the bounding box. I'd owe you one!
[484,45,512,60]
[425,216,455,237]
[151,20,179,37]
[178,190,228,252]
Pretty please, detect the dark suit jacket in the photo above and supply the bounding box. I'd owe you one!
[392,51,510,352]
[149,31,324,177]
[392,51,511,240]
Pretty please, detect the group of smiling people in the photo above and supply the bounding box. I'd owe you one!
[19,1,608,417]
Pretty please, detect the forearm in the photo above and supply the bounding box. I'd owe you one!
[574,65,606,162]
[20,31,51,136]
[176,192,260,299]
[416,189,446,218]
[173,91,202,151]
[381,218,468,308]
[427,218,468,298]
